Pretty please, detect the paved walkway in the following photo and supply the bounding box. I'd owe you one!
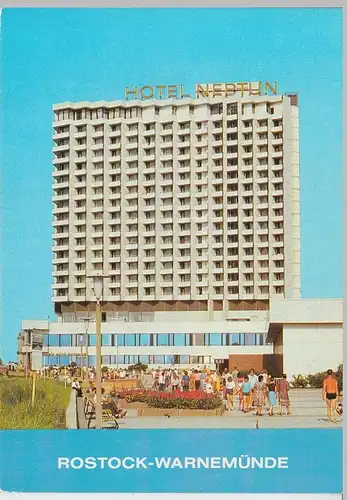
[77,389,342,429]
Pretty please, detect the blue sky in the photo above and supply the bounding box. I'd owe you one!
[0,8,342,361]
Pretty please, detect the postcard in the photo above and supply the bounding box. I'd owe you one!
[0,6,343,496]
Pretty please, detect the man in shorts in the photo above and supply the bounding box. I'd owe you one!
[322,369,339,423]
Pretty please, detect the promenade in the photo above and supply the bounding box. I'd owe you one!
[77,389,342,429]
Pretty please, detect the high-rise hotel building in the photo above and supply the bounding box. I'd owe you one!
[52,89,300,316]
[18,85,343,377]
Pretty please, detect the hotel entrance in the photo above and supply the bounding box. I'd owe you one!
[215,358,229,374]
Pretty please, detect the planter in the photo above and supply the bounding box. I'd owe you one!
[103,379,141,392]
[137,406,225,417]
[123,401,148,409]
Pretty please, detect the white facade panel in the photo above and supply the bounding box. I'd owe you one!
[282,324,343,379]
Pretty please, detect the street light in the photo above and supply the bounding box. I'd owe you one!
[79,334,85,381]
[83,318,90,381]
[88,273,107,430]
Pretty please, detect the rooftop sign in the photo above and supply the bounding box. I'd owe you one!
[125,82,278,100]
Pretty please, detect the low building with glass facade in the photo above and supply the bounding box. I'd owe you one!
[18,298,343,378]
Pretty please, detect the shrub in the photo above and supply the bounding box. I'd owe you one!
[307,372,326,389]
[291,374,308,388]
[336,364,343,392]
[128,363,148,372]
[116,389,222,410]
[292,365,343,390]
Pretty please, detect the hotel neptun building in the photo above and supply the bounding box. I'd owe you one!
[18,84,343,377]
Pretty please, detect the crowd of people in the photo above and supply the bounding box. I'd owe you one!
[38,363,342,421]
[149,366,291,417]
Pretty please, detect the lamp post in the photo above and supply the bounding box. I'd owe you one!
[83,318,90,382]
[89,274,106,430]
[79,334,84,381]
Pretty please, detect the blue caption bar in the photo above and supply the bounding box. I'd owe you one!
[0,429,342,493]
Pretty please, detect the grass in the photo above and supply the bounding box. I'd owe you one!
[0,375,71,429]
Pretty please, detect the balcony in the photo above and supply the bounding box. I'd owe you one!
[91,130,104,139]
[53,193,69,202]
[53,157,69,165]
[52,206,69,215]
[53,219,69,227]
[52,257,69,264]
[74,131,87,139]
[53,144,70,153]
[53,131,69,141]
[53,269,69,277]
[257,126,268,133]
[126,129,139,138]
[257,164,269,172]
[75,156,87,164]
[143,256,156,262]
[228,152,238,160]
[53,169,69,179]
[109,129,121,138]
[52,244,69,252]
[257,139,268,147]
[54,294,69,302]
[257,151,268,160]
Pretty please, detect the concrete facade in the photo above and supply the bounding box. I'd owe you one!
[52,92,300,311]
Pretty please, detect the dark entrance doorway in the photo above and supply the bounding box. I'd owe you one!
[215,358,229,374]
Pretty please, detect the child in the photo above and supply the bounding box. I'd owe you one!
[225,376,235,411]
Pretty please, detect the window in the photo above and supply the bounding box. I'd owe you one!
[230,334,240,345]
[88,355,96,366]
[165,355,174,365]
[154,355,165,364]
[48,356,59,366]
[88,335,96,346]
[173,333,185,346]
[139,355,150,364]
[125,334,136,346]
[208,333,222,346]
[158,334,169,346]
[180,355,189,364]
[48,335,60,347]
[61,335,71,346]
[244,334,256,345]
[140,334,151,346]
[102,334,112,346]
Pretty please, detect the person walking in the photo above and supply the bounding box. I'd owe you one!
[171,371,180,392]
[277,374,291,415]
[248,368,258,406]
[193,370,201,391]
[225,376,235,411]
[222,368,230,388]
[231,366,238,381]
[322,369,339,423]
[267,375,277,416]
[181,371,190,392]
[72,378,82,397]
[253,375,267,416]
[158,371,165,391]
[241,375,251,413]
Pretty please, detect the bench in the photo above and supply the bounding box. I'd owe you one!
[83,396,119,429]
